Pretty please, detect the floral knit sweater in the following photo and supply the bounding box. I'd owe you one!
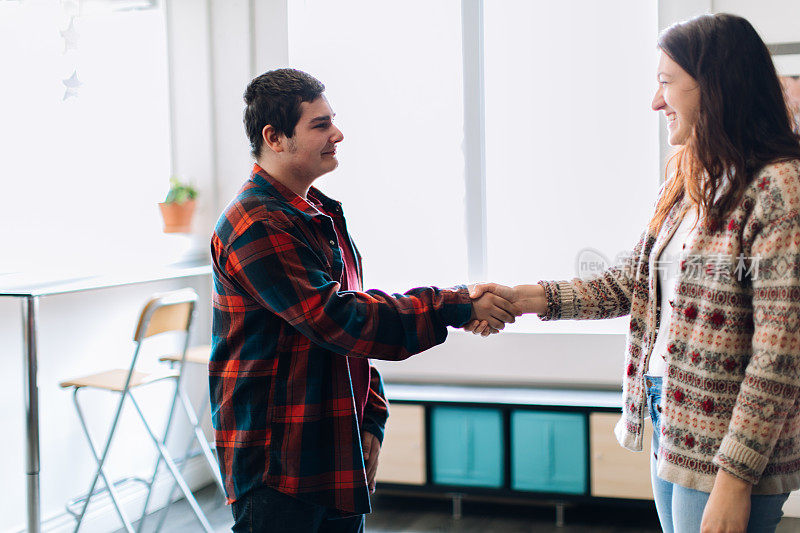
[539,159,800,494]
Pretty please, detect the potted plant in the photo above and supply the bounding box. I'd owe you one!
[159,176,197,233]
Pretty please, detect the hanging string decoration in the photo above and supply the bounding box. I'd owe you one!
[60,0,81,100]
[60,17,79,52]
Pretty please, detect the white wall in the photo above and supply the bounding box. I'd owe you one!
[166,0,289,257]
[713,0,800,42]
[373,331,627,388]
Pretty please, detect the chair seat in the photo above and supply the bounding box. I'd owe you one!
[59,369,179,392]
[159,345,211,365]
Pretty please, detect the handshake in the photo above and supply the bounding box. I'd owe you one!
[465,283,547,337]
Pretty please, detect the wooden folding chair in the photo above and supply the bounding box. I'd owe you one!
[59,288,212,533]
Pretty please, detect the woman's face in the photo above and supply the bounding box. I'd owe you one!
[652,50,701,146]
[781,76,800,113]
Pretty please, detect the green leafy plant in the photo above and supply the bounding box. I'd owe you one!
[164,176,198,204]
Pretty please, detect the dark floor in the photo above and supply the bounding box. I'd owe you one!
[124,484,800,533]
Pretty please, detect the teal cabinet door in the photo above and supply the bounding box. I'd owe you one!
[431,407,504,488]
[511,411,587,494]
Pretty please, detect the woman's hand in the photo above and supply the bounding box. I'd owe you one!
[700,470,752,533]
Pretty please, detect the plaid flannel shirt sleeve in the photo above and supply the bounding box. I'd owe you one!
[222,212,472,361]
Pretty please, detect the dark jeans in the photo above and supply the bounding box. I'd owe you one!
[231,485,365,533]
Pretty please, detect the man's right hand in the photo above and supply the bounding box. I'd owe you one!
[464,283,547,336]
[468,283,522,331]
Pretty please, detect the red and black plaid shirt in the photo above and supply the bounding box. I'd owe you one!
[210,164,471,514]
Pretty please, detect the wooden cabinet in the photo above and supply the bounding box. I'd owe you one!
[431,406,504,488]
[376,404,426,485]
[590,412,654,500]
[511,411,587,494]
[377,384,654,509]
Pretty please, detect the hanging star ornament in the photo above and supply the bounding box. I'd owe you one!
[62,70,83,101]
[61,1,79,17]
[60,17,79,53]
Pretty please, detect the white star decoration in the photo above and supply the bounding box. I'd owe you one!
[62,70,83,100]
[60,18,79,53]
[61,1,79,17]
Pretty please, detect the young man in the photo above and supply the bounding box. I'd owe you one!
[210,69,518,532]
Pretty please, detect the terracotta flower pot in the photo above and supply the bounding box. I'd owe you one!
[159,199,196,233]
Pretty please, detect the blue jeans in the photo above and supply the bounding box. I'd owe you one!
[646,376,789,533]
[231,484,365,533]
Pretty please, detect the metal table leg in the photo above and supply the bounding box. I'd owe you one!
[555,501,565,527]
[22,296,41,533]
[447,492,463,520]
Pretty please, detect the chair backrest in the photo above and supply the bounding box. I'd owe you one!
[133,288,198,342]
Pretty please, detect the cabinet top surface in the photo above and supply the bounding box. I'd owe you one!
[385,383,622,409]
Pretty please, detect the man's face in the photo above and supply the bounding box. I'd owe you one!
[282,95,344,180]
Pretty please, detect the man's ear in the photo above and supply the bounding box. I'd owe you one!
[262,124,286,153]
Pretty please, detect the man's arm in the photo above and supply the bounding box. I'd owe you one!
[214,213,518,361]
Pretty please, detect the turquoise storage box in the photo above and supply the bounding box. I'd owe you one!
[431,406,504,487]
[511,410,587,494]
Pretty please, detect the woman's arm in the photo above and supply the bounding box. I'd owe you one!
[704,162,800,532]
[511,284,547,314]
[700,470,752,533]
[465,229,650,335]
[535,231,648,321]
[713,216,800,481]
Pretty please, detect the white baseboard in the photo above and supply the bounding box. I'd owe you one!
[22,456,218,533]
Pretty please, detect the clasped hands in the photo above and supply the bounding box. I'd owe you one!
[467,283,547,336]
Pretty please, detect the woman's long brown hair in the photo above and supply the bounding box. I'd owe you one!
[649,13,800,234]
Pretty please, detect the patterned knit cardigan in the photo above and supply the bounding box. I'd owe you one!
[539,159,800,494]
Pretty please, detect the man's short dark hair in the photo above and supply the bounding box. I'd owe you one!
[244,69,326,158]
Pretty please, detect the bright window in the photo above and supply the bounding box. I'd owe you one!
[483,0,660,333]
[288,0,468,293]
[287,1,661,332]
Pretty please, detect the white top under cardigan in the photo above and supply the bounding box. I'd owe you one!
[648,207,699,376]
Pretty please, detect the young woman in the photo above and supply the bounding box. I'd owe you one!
[468,13,800,533]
